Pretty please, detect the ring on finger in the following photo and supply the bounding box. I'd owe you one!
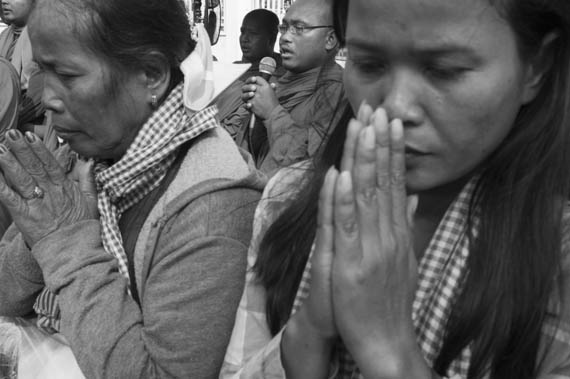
[27,185,45,200]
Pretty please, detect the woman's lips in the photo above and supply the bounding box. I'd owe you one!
[52,125,80,139]
[405,146,428,155]
[404,146,430,166]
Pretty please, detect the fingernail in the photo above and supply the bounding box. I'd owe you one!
[357,100,370,122]
[7,129,21,140]
[0,144,8,154]
[362,126,375,148]
[325,166,338,180]
[338,170,353,193]
[391,119,404,140]
[25,132,37,143]
[373,107,387,123]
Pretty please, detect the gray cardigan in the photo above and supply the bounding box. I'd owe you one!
[0,128,266,378]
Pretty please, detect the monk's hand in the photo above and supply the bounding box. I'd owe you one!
[241,76,279,120]
[0,130,98,247]
[331,108,421,377]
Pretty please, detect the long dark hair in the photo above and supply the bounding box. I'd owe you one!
[254,0,570,378]
[434,1,570,378]
[33,0,195,95]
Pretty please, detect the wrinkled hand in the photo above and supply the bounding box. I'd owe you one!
[0,130,98,247]
[331,105,420,372]
[241,76,279,120]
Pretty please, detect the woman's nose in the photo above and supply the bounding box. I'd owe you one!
[41,78,65,114]
[380,69,424,127]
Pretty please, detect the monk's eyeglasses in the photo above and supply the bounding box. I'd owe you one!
[278,22,333,35]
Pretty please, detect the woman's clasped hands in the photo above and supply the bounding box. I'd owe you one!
[0,129,98,247]
[298,103,426,377]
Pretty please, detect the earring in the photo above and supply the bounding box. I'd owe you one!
[151,94,158,108]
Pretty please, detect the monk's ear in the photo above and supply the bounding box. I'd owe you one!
[324,28,339,52]
[521,32,558,104]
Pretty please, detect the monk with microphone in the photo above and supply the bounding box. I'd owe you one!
[239,0,345,177]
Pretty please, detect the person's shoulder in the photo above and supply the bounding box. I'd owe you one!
[0,56,11,69]
[0,24,12,38]
[262,160,312,202]
[158,126,266,212]
[0,57,18,87]
[250,161,313,235]
[322,58,344,80]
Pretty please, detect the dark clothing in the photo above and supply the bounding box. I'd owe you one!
[222,58,345,176]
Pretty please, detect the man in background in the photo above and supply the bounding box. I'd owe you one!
[0,0,44,132]
[234,9,282,69]
[217,9,284,140]
[238,0,345,176]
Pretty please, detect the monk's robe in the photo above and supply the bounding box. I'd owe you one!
[225,58,345,177]
[216,52,284,140]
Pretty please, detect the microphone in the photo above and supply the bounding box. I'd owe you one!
[249,56,277,129]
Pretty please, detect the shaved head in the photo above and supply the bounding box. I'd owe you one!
[287,0,333,25]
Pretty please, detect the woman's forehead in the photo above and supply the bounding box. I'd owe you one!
[345,0,507,51]
[30,13,99,68]
[347,0,498,27]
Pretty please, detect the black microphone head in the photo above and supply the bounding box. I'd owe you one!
[259,56,277,79]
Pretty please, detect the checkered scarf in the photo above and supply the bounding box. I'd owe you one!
[291,177,479,379]
[33,83,218,332]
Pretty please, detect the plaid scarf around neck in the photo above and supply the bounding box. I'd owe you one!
[292,177,479,379]
[33,84,218,332]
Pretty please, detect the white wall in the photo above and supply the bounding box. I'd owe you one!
[211,0,254,63]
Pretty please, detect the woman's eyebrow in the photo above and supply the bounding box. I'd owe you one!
[347,38,479,59]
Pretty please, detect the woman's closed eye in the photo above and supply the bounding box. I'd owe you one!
[35,62,78,84]
[423,61,473,82]
[349,57,389,76]
[55,71,78,80]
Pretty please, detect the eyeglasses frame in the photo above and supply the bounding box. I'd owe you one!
[278,23,334,35]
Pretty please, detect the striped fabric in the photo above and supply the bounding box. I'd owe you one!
[33,83,218,332]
